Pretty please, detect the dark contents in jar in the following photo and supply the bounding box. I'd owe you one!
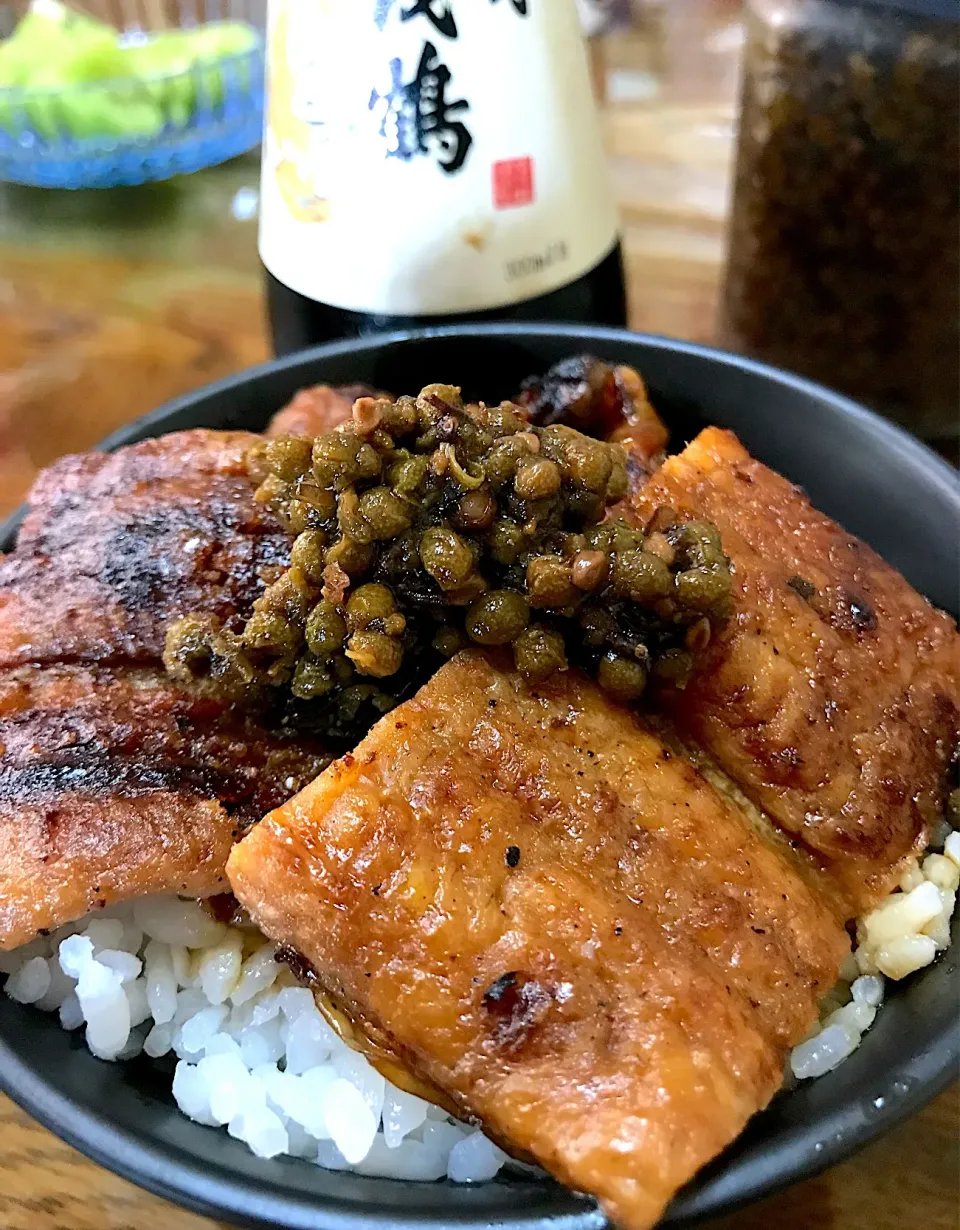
[722,2,959,436]
[164,385,731,734]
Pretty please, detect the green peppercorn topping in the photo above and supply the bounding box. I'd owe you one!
[432,625,467,658]
[465,591,530,646]
[346,584,401,632]
[611,549,673,603]
[597,653,648,700]
[263,435,313,482]
[527,555,580,609]
[514,456,561,501]
[456,488,497,532]
[346,630,404,678]
[291,655,334,700]
[512,624,568,682]
[420,527,475,591]
[164,381,732,731]
[358,486,414,540]
[305,601,346,657]
[571,549,608,591]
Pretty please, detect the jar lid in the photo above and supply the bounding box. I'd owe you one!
[835,0,959,21]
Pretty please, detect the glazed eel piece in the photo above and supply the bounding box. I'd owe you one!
[0,431,330,950]
[229,651,849,1230]
[626,428,960,917]
[0,361,667,954]
[510,373,958,915]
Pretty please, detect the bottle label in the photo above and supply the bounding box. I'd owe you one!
[259,0,618,316]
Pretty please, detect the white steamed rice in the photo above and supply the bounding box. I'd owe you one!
[2,823,957,1176]
[0,895,508,1180]
[789,823,958,1080]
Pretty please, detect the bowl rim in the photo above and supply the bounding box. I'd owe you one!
[1,322,957,1230]
[92,323,960,505]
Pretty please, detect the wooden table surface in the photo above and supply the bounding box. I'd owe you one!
[0,2,956,1227]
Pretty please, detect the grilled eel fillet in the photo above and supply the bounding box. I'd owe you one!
[0,373,661,954]
[265,384,380,439]
[0,431,330,950]
[0,431,288,667]
[229,652,849,1230]
[627,428,960,917]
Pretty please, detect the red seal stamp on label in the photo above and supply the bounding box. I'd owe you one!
[493,157,535,209]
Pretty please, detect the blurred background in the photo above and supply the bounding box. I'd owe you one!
[0,1,957,1228]
[1,0,956,522]
[0,0,734,515]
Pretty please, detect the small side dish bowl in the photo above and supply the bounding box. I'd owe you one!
[0,27,264,188]
[1,324,957,1229]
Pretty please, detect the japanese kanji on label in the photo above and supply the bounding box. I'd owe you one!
[369,41,473,173]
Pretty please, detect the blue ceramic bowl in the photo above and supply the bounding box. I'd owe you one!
[0,36,263,188]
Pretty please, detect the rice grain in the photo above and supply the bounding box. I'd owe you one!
[3,814,957,1182]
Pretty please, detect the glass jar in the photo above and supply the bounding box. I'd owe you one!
[720,0,959,439]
